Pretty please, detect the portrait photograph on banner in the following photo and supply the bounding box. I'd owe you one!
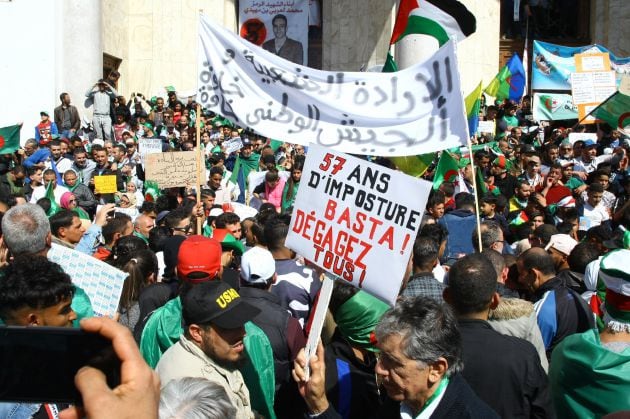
[239,0,309,66]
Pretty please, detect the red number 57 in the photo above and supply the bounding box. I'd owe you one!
[319,153,346,175]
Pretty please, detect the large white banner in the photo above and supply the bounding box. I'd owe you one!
[285,144,432,305]
[198,14,468,157]
[239,0,308,66]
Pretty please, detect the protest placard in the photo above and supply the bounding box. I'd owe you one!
[138,138,163,163]
[145,151,199,189]
[48,244,127,317]
[285,144,431,305]
[477,120,495,134]
[93,175,118,194]
[223,137,243,154]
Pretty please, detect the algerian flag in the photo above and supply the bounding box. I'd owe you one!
[45,181,60,216]
[389,0,476,47]
[0,125,21,154]
[593,91,630,136]
[432,151,460,190]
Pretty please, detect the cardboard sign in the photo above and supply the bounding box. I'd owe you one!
[285,144,431,305]
[145,151,199,189]
[93,175,118,194]
[138,138,163,163]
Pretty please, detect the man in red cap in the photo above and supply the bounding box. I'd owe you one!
[139,235,223,367]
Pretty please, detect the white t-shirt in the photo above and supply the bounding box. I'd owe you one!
[580,202,609,230]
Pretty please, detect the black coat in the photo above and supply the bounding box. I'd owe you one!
[314,373,498,419]
[459,319,553,419]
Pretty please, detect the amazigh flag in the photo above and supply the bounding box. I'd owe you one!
[484,53,526,102]
[432,151,460,190]
[592,91,630,135]
[391,153,435,177]
[465,82,483,136]
[386,0,476,69]
[0,125,21,154]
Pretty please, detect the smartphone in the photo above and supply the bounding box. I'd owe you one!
[0,327,121,404]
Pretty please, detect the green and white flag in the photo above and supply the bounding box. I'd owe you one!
[532,93,578,121]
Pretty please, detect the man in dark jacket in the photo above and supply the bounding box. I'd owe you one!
[445,253,553,418]
[293,297,499,419]
[239,246,306,418]
[54,93,81,139]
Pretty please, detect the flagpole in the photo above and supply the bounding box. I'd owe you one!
[466,137,483,252]
[196,103,203,234]
[572,91,618,128]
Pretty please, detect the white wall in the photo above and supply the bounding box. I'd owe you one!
[0,0,101,144]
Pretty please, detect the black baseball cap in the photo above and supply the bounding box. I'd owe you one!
[182,281,260,329]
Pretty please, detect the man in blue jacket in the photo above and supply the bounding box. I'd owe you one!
[438,192,477,263]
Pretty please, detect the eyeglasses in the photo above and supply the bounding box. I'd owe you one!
[126,143,136,147]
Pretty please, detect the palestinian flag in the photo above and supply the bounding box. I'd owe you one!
[390,0,476,47]
[465,82,483,136]
[385,0,476,71]
[593,91,630,135]
[432,151,460,190]
[484,53,526,102]
[0,125,21,154]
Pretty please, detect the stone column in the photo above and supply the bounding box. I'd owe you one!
[394,35,440,70]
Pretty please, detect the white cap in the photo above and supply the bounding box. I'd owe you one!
[545,234,578,256]
[240,247,276,285]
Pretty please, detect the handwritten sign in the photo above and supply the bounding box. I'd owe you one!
[285,144,431,305]
[138,138,163,163]
[48,244,127,317]
[198,15,468,157]
[94,175,118,194]
[145,151,199,189]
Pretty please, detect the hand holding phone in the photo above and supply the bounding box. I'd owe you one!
[59,317,160,419]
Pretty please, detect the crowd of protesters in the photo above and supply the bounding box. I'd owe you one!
[0,74,628,419]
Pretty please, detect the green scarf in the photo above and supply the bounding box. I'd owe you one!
[73,207,90,220]
[334,291,390,352]
[229,153,260,185]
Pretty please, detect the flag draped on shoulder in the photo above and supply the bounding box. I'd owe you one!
[593,91,630,135]
[45,181,60,216]
[465,82,483,136]
[390,0,476,47]
[485,54,526,102]
[0,125,21,154]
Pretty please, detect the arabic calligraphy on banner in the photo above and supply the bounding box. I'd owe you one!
[197,14,468,157]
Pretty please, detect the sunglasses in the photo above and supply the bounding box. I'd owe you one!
[171,223,193,234]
